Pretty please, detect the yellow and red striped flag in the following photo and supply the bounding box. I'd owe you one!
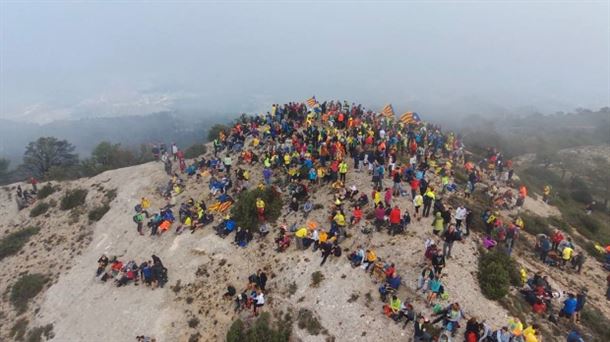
[306,96,317,108]
[381,104,394,118]
[400,112,421,124]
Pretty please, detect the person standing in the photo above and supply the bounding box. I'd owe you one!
[253,291,265,316]
[257,270,268,291]
[171,143,178,161]
[338,159,348,183]
[423,187,435,218]
[454,205,467,229]
[223,154,233,175]
[413,193,423,221]
[442,224,460,258]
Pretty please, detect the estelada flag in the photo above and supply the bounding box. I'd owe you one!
[306,96,318,108]
[381,104,394,118]
[400,112,421,124]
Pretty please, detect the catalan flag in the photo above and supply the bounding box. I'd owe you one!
[306,96,318,108]
[400,112,421,125]
[381,104,395,118]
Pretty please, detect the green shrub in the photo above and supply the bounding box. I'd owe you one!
[568,213,603,234]
[184,144,207,159]
[36,183,58,200]
[104,188,117,202]
[30,202,50,217]
[570,190,593,204]
[580,306,610,341]
[88,204,110,222]
[10,318,28,341]
[519,212,552,236]
[478,250,520,300]
[297,309,323,335]
[10,273,47,313]
[226,319,246,342]
[25,324,54,342]
[226,312,291,342]
[310,271,324,288]
[60,189,87,210]
[231,187,283,232]
[0,227,40,261]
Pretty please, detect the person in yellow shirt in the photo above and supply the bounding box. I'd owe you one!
[316,166,325,184]
[141,197,150,209]
[333,211,346,227]
[523,324,539,342]
[256,198,265,220]
[294,226,308,250]
[338,160,348,183]
[364,249,377,272]
[373,190,382,206]
[508,317,523,337]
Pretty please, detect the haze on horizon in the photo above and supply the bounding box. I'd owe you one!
[1,1,609,124]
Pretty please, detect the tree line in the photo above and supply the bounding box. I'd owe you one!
[0,137,155,185]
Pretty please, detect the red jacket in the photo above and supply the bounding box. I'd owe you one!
[552,231,564,244]
[389,208,401,224]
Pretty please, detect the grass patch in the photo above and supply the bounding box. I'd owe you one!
[10,273,47,313]
[10,318,28,341]
[0,226,40,261]
[297,308,323,335]
[580,306,610,341]
[310,271,324,288]
[226,312,292,342]
[60,189,87,211]
[88,204,110,222]
[104,188,117,202]
[29,202,50,218]
[184,143,207,159]
[36,183,58,200]
[519,211,553,236]
[25,324,54,342]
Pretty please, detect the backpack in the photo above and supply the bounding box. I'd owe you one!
[333,247,342,257]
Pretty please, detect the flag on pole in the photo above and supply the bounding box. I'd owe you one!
[306,96,318,108]
[400,112,421,124]
[381,104,395,118]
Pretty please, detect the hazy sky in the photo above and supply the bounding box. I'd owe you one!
[1,1,609,123]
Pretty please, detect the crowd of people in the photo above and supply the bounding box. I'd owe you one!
[112,98,604,341]
[95,254,168,289]
[223,270,268,316]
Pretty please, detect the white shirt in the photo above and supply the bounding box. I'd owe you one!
[455,207,467,220]
[256,293,265,305]
[172,145,178,154]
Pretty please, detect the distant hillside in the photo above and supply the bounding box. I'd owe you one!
[0,112,231,168]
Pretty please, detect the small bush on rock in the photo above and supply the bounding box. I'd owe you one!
[478,250,520,300]
[231,187,283,232]
[226,312,291,342]
[88,204,110,222]
[30,202,50,217]
[60,189,87,211]
[10,273,47,313]
[0,227,40,261]
[37,183,58,200]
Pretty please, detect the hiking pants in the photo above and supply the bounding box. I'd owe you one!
[423,202,432,217]
[443,241,454,258]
